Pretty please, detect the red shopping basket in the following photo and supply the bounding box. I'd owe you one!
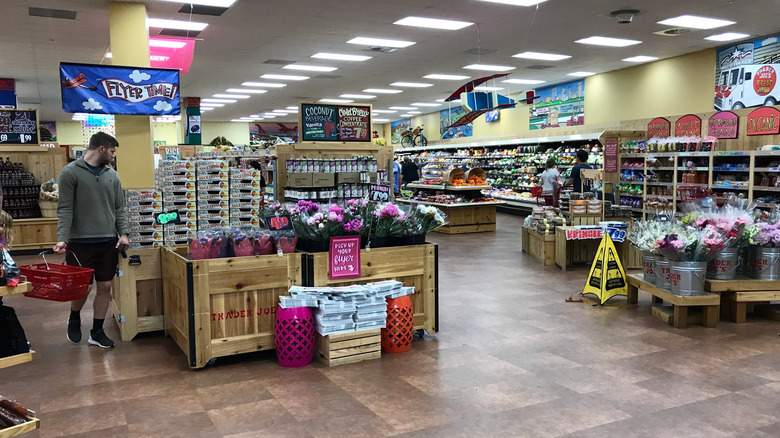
[20,252,94,302]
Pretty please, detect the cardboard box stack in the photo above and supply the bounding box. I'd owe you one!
[125,190,163,249]
[196,160,230,231]
[157,160,197,246]
[229,168,263,227]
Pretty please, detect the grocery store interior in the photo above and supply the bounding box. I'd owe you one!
[2,0,780,437]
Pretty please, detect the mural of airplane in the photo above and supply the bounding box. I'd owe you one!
[442,73,537,129]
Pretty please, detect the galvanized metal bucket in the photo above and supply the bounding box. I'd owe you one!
[706,247,740,280]
[739,246,752,276]
[669,261,708,296]
[748,246,780,280]
[642,251,656,284]
[653,254,671,289]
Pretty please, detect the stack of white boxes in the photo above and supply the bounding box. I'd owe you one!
[158,160,197,246]
[125,190,163,249]
[229,167,263,228]
[196,160,230,232]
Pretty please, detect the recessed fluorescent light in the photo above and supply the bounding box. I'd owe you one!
[200,103,225,107]
[372,110,398,114]
[705,32,750,42]
[241,82,286,88]
[502,78,546,84]
[267,112,287,116]
[424,74,471,80]
[364,88,403,94]
[435,98,461,103]
[312,53,372,61]
[408,111,422,114]
[657,15,735,30]
[283,64,337,72]
[476,0,547,5]
[512,51,571,61]
[390,82,433,88]
[199,107,214,111]
[463,64,515,71]
[262,115,277,118]
[202,98,237,103]
[105,52,113,58]
[162,0,237,7]
[575,36,642,47]
[226,88,267,94]
[149,39,187,49]
[393,16,473,30]
[286,106,298,110]
[622,55,659,63]
[473,86,504,91]
[340,94,376,99]
[147,18,207,31]
[347,37,416,48]
[279,110,298,113]
[260,74,309,81]
[373,118,390,123]
[389,106,417,110]
[567,71,595,77]
[231,119,248,122]
[399,114,416,117]
[320,98,354,103]
[214,93,249,99]
[412,102,441,107]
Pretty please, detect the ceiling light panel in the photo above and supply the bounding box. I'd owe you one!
[148,39,188,48]
[202,98,236,103]
[705,32,750,41]
[389,106,417,110]
[260,74,309,81]
[567,71,595,77]
[657,15,735,30]
[162,0,237,7]
[364,88,403,94]
[373,118,390,123]
[424,74,471,80]
[399,114,416,117]
[393,16,473,30]
[241,82,286,88]
[286,106,298,110]
[462,64,515,71]
[477,0,547,4]
[372,110,397,114]
[575,36,642,47]
[408,111,422,114]
[340,94,376,99]
[283,64,337,72]
[312,53,372,61]
[390,82,434,87]
[200,103,225,107]
[147,18,207,31]
[622,55,659,63]
[226,88,267,94]
[502,78,546,84]
[412,102,441,107]
[473,86,504,91]
[347,37,416,48]
[214,93,249,99]
[320,98,354,103]
[512,51,570,61]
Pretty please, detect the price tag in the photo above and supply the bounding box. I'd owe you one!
[264,214,293,231]
[154,210,181,225]
[368,184,390,202]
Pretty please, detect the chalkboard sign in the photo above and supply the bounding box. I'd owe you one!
[300,102,371,142]
[368,184,390,202]
[0,109,38,145]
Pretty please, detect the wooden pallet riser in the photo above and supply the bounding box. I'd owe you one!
[111,247,164,341]
[315,329,381,366]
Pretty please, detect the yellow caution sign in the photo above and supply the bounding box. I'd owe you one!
[582,232,627,304]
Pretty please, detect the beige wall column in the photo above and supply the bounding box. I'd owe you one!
[108,1,154,188]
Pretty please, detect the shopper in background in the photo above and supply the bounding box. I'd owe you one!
[401,156,420,185]
[460,160,469,172]
[53,132,129,349]
[565,149,593,193]
[539,158,560,206]
[393,159,402,196]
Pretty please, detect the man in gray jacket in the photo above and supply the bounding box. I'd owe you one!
[53,132,129,349]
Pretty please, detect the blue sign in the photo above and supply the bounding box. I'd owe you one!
[0,78,15,108]
[605,227,627,243]
[60,63,180,115]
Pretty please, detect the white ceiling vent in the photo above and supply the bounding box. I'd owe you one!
[653,28,692,37]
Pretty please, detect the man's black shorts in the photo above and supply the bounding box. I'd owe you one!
[65,239,119,283]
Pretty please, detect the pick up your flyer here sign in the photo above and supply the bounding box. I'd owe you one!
[59,63,180,115]
[329,236,361,280]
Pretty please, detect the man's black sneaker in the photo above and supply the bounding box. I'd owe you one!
[67,319,81,343]
[87,329,115,349]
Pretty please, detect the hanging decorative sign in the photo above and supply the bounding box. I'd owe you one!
[0,78,16,108]
[300,102,371,142]
[329,235,361,280]
[603,137,618,173]
[647,117,671,138]
[674,114,702,137]
[59,62,180,115]
[707,111,739,139]
[746,106,780,135]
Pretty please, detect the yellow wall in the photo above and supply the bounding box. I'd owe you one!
[202,121,249,145]
[152,121,181,145]
[586,49,716,124]
[472,105,530,137]
[56,121,86,145]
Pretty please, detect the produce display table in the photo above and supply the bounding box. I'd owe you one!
[403,183,502,234]
[111,247,164,341]
[705,276,780,323]
[523,228,555,265]
[627,273,720,328]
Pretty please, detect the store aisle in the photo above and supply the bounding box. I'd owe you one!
[3,212,780,437]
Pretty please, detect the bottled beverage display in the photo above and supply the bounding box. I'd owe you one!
[1,158,41,219]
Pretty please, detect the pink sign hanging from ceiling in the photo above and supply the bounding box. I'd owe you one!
[149,37,195,74]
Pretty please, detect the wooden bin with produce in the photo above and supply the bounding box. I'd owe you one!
[110,247,164,341]
[161,247,303,369]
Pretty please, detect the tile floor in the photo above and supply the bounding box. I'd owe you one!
[2,212,780,437]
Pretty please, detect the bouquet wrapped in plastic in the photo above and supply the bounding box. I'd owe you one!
[654,225,725,262]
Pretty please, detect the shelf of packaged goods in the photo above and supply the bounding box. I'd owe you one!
[714,151,750,156]
[677,167,709,171]
[0,417,40,437]
[621,166,646,170]
[753,167,780,172]
[0,350,35,370]
[630,207,645,213]
[406,183,493,191]
[646,152,678,157]
[753,186,780,192]
[677,152,712,157]
[620,153,645,158]
[618,193,644,197]
[678,183,709,187]
[711,185,749,191]
[0,282,32,297]
[646,195,674,200]
[645,182,674,186]
[712,168,750,172]
[397,199,506,208]
[753,150,780,156]
[649,167,675,171]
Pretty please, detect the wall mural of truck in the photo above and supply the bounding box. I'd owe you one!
[715,35,780,111]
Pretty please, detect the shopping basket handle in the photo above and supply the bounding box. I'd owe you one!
[32,250,85,270]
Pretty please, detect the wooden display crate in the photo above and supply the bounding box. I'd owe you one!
[162,247,303,369]
[521,227,530,254]
[0,417,40,438]
[435,204,496,234]
[314,329,381,367]
[111,247,164,341]
[705,277,780,323]
[11,218,58,251]
[627,273,720,328]
[526,229,555,266]
[302,244,438,335]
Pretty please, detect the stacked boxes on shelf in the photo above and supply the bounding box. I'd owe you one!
[229,167,263,227]
[158,160,197,246]
[125,190,163,249]
[196,160,230,231]
[285,156,381,201]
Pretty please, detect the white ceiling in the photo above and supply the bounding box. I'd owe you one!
[1,0,778,123]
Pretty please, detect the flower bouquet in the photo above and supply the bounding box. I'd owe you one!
[654,226,725,262]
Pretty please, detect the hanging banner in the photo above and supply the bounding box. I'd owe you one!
[329,235,361,280]
[60,62,180,115]
[604,137,618,173]
[707,111,739,139]
[714,34,780,110]
[647,117,671,138]
[746,106,780,135]
[582,233,627,305]
[674,114,702,137]
[0,78,16,108]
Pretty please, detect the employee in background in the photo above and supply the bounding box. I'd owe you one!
[564,149,593,193]
[460,160,469,172]
[54,132,129,349]
[393,159,402,196]
[401,156,420,185]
